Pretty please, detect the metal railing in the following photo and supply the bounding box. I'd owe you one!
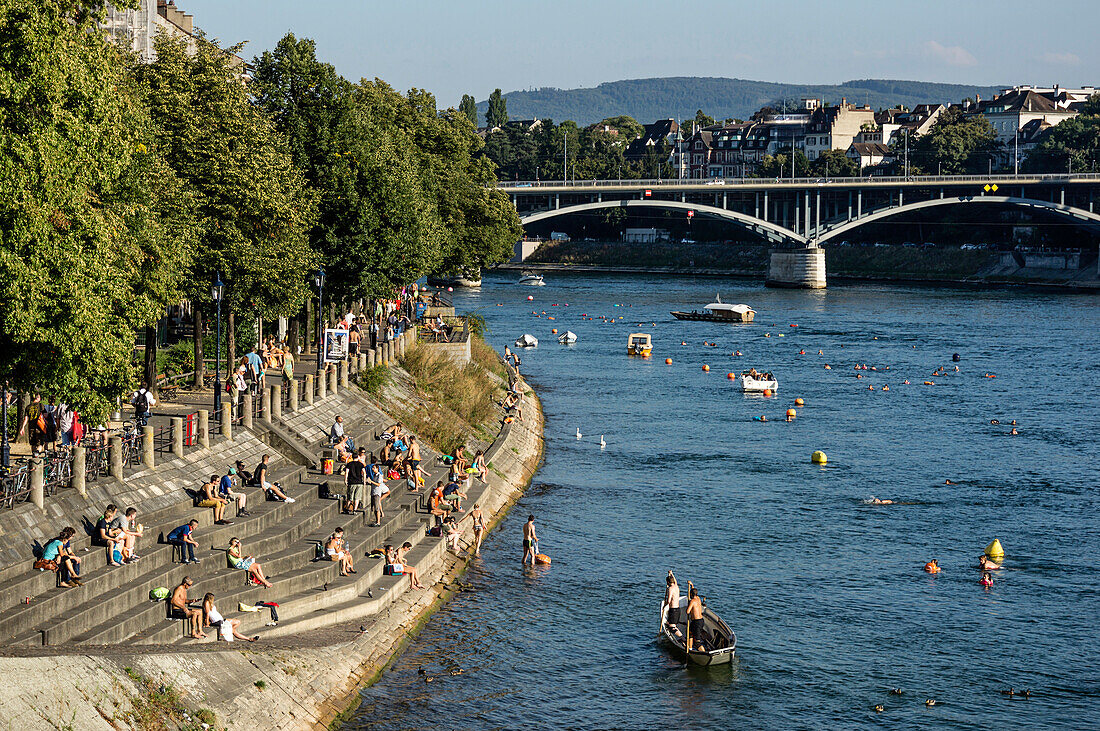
[0,465,31,510]
[419,315,469,344]
[497,172,1100,190]
[152,424,173,455]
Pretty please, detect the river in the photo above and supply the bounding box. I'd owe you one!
[352,272,1100,730]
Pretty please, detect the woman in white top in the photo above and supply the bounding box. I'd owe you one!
[201,593,256,642]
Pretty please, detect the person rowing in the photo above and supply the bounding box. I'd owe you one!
[685,583,705,652]
[663,571,680,625]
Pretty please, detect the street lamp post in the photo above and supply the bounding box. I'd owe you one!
[1,382,9,471]
[212,272,224,415]
[314,267,325,374]
[1014,129,1020,178]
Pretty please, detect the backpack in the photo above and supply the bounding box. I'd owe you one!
[133,390,149,413]
[149,587,169,602]
[312,541,325,561]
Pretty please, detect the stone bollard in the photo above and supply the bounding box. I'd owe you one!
[339,360,349,389]
[317,368,327,400]
[288,379,299,412]
[171,417,184,459]
[261,387,271,422]
[109,436,123,478]
[329,363,338,394]
[142,425,155,469]
[358,353,367,371]
[198,410,210,449]
[305,374,315,406]
[395,335,404,359]
[241,391,253,429]
[221,403,234,441]
[269,384,281,421]
[71,446,86,496]
[30,458,44,509]
[381,341,390,364]
[367,349,376,368]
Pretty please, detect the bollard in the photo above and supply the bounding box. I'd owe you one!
[269,384,281,421]
[109,436,123,478]
[329,363,338,394]
[317,368,327,400]
[171,417,184,458]
[367,349,376,368]
[381,341,390,364]
[221,403,234,441]
[30,458,44,509]
[71,446,86,497]
[261,387,271,422]
[142,425,155,469]
[339,360,349,389]
[198,410,210,449]
[241,391,253,429]
[288,379,299,412]
[358,353,367,371]
[305,374,315,406]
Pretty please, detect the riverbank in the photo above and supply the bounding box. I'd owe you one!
[0,345,544,731]
[502,241,1100,290]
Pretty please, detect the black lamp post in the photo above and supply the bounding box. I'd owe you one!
[314,267,325,374]
[212,272,225,415]
[1,382,9,471]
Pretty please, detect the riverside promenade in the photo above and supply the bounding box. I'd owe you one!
[0,330,544,730]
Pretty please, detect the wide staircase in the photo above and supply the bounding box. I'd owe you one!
[0,352,524,649]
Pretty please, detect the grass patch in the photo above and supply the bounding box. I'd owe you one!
[124,669,218,731]
[826,246,996,279]
[355,364,389,395]
[398,338,504,455]
[470,334,507,380]
[254,679,267,690]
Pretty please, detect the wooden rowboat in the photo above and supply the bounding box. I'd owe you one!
[659,590,736,666]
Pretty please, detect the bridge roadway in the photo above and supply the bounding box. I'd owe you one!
[501,174,1100,287]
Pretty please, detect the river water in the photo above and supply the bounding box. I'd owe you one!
[352,272,1100,730]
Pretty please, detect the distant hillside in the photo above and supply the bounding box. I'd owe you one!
[476,77,1005,126]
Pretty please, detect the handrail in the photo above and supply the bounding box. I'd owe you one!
[498,172,1100,190]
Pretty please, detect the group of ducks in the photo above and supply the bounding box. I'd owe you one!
[873,687,1030,713]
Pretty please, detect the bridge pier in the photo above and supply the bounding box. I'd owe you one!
[766,246,826,289]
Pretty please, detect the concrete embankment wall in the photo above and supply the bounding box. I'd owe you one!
[0,374,543,731]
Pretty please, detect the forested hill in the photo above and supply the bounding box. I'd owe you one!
[476,78,1004,125]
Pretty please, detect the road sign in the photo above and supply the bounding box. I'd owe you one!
[991,184,998,192]
[983,184,991,192]
[687,210,694,218]
[644,189,652,197]
[983,183,999,193]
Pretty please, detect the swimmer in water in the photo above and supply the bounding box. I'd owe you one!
[978,555,1001,571]
[1010,428,1018,435]
[944,479,954,485]
[990,419,1000,425]
[869,497,894,505]
[924,559,941,574]
[979,571,993,587]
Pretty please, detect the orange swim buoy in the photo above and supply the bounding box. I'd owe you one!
[786,408,796,418]
[534,553,551,565]
[762,388,772,397]
[665,358,672,364]
[702,365,710,372]
[727,373,735,379]
[552,329,558,334]
[795,398,805,406]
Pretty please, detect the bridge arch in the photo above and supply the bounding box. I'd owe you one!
[816,195,1100,244]
[519,199,807,245]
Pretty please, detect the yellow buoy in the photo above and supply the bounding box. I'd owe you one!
[786,408,796,418]
[812,450,827,464]
[795,398,805,406]
[985,539,1004,560]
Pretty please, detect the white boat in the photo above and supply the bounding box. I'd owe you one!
[671,295,754,323]
[659,576,736,666]
[517,273,546,286]
[557,331,577,344]
[739,372,777,392]
[514,334,538,348]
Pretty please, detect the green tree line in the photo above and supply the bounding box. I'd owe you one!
[0,2,520,424]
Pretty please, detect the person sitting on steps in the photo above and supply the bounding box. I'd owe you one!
[227,537,273,588]
[325,527,355,576]
[197,475,231,525]
[169,576,204,639]
[167,520,201,564]
[202,592,257,642]
[219,467,250,517]
[41,527,82,587]
[254,454,293,502]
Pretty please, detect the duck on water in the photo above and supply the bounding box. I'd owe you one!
[659,571,736,666]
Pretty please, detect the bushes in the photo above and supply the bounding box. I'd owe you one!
[355,364,389,395]
[155,341,194,377]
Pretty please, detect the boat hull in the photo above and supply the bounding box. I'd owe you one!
[659,600,736,666]
[628,346,652,356]
[740,375,777,392]
[670,310,753,323]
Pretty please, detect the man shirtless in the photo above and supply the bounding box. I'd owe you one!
[685,583,705,652]
[522,515,537,564]
[406,436,422,490]
[170,576,204,639]
[663,571,680,625]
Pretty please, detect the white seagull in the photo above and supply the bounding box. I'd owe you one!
[575,428,582,440]
[599,435,606,449]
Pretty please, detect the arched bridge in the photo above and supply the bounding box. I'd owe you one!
[504,175,1100,286]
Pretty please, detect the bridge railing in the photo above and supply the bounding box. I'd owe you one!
[499,172,1100,190]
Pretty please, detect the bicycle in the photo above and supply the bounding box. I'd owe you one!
[1,464,31,510]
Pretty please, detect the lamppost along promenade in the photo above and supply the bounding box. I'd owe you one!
[314,267,325,374]
[212,272,224,415]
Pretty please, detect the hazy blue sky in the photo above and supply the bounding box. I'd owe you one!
[184,0,1097,107]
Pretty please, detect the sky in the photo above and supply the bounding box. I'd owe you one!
[183,0,1098,107]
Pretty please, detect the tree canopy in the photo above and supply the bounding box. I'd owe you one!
[486,89,508,129]
[459,94,478,126]
[908,107,999,174]
[1024,94,1100,174]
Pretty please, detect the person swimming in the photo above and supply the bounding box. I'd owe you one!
[924,559,941,574]
[869,497,895,505]
[978,555,1001,571]
[1010,428,1018,435]
[990,419,1000,425]
[979,571,993,587]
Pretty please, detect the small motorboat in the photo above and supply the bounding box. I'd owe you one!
[740,371,777,392]
[558,331,577,344]
[514,334,538,348]
[659,577,736,666]
[671,294,754,323]
[627,332,652,356]
[517,272,546,286]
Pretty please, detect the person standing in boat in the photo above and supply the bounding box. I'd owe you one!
[686,583,705,652]
[663,571,680,624]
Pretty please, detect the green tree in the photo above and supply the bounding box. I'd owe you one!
[757,148,809,178]
[1024,94,1100,173]
[459,94,478,126]
[486,88,508,129]
[600,115,644,140]
[910,107,999,174]
[809,148,859,178]
[692,110,716,130]
[138,34,317,373]
[0,0,192,422]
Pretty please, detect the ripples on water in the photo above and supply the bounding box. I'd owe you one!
[354,273,1100,730]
